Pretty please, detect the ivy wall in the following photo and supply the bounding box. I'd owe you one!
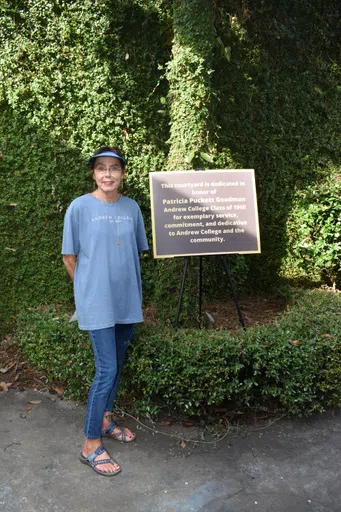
[0,0,340,332]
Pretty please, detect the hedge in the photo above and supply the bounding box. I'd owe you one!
[14,289,341,417]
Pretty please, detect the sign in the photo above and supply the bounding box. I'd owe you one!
[149,170,261,258]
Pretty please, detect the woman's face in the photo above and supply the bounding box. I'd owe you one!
[92,156,124,195]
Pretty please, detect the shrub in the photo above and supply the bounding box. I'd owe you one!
[285,172,341,288]
[15,309,93,402]
[14,289,341,417]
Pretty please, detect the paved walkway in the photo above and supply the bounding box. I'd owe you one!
[0,389,340,512]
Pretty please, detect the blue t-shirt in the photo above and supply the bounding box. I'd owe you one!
[61,193,149,330]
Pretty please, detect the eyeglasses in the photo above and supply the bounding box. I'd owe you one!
[94,165,122,174]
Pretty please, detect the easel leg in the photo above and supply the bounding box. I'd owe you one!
[174,257,190,327]
[198,256,203,329]
[222,256,246,330]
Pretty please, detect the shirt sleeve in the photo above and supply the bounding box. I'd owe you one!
[136,205,149,251]
[61,202,80,255]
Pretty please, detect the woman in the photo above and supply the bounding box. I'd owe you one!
[62,146,148,476]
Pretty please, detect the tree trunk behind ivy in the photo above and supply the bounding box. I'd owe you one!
[167,0,216,170]
[154,1,217,327]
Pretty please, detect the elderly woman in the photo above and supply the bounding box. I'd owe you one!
[62,146,148,476]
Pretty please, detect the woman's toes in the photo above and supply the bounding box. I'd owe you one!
[109,462,120,473]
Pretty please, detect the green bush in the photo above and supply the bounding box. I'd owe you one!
[14,289,341,417]
[15,309,93,402]
[284,172,341,288]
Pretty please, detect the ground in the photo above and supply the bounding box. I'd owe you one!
[144,295,288,331]
[202,295,288,330]
[0,295,288,396]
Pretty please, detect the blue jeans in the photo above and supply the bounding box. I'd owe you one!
[84,324,134,439]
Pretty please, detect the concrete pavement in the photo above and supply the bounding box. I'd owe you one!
[1,389,341,512]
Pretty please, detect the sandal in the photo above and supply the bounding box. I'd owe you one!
[101,419,136,443]
[79,445,121,477]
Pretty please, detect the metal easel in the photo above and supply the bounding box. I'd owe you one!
[174,255,246,330]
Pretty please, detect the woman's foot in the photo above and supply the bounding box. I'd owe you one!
[81,439,121,475]
[102,412,135,442]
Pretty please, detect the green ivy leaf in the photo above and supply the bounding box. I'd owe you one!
[185,150,196,163]
[224,46,231,62]
[200,151,214,163]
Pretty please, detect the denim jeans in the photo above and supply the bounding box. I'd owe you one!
[84,324,134,439]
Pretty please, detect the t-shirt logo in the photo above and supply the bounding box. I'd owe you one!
[92,215,133,222]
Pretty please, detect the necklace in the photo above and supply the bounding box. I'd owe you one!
[113,203,121,245]
[90,192,122,244]
[91,192,122,244]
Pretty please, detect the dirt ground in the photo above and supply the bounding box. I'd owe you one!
[199,295,287,330]
[0,296,288,395]
[144,295,288,331]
